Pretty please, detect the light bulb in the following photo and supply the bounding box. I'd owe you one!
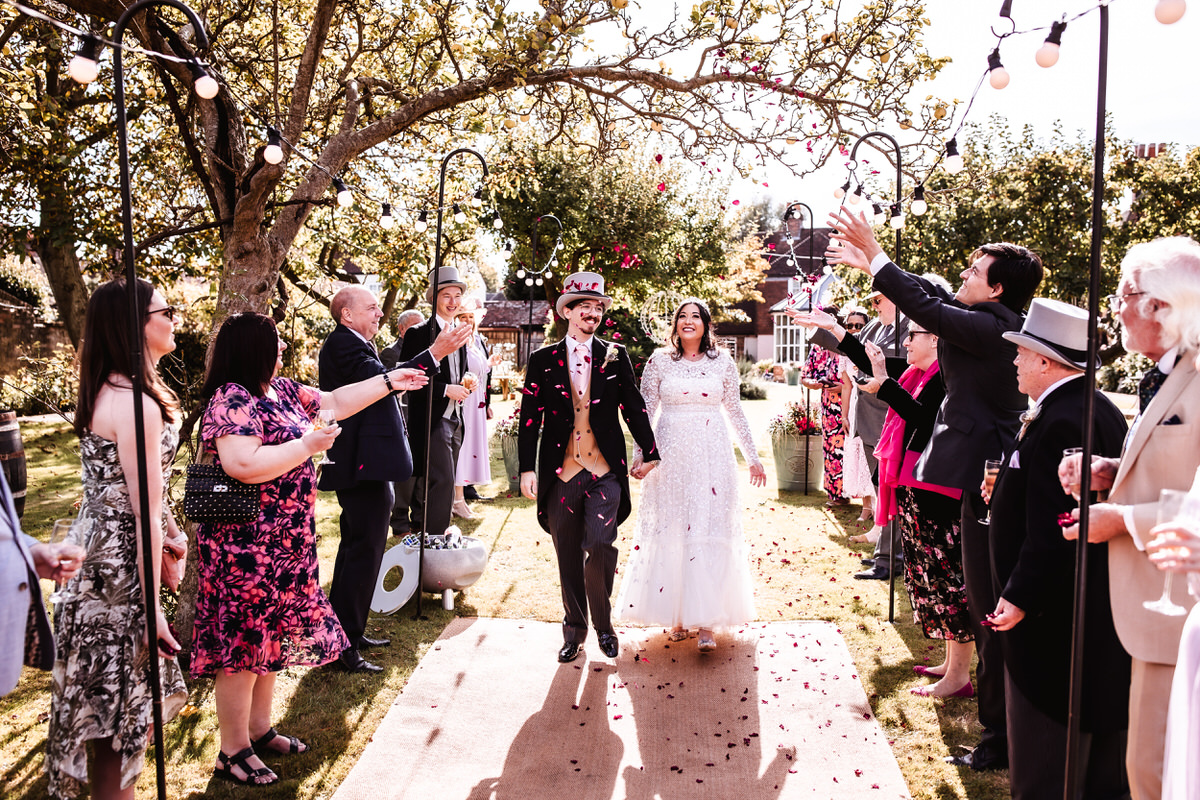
[944,138,965,175]
[544,270,553,280]
[987,49,1010,90]
[414,210,428,233]
[453,203,466,224]
[380,203,394,230]
[833,181,849,200]
[68,36,101,84]
[536,278,544,286]
[492,213,504,230]
[263,126,284,164]
[849,186,864,205]
[1156,0,1187,24]
[471,189,483,208]
[823,264,833,275]
[1036,20,1067,68]
[525,277,534,286]
[333,178,353,207]
[889,206,905,230]
[872,203,886,226]
[516,268,526,279]
[193,66,220,99]
[910,185,928,217]
[787,258,796,267]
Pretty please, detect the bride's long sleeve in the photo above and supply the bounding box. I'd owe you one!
[721,354,763,469]
[633,351,663,463]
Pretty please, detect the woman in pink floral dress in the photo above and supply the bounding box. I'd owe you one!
[190,312,428,786]
[800,306,848,505]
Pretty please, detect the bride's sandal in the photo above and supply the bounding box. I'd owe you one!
[667,628,689,642]
[697,630,717,653]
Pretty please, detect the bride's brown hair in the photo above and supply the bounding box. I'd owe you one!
[669,298,719,361]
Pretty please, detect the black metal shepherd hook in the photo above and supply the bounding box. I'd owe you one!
[110,2,212,798]
[526,214,564,366]
[783,201,815,496]
[416,148,488,618]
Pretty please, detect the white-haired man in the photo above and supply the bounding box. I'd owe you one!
[1062,236,1200,800]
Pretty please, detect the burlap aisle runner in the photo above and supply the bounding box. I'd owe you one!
[333,618,909,800]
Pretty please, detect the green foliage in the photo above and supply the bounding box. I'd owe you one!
[0,345,77,417]
[767,400,821,437]
[598,305,657,377]
[0,258,49,310]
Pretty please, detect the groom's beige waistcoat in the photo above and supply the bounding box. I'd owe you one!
[560,381,609,482]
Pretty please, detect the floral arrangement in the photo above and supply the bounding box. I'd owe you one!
[494,408,522,438]
[767,401,822,438]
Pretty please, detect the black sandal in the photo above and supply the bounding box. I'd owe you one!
[251,726,308,755]
[214,746,278,786]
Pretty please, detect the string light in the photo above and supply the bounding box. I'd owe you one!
[1155,0,1187,24]
[191,64,220,99]
[68,34,101,84]
[889,203,905,230]
[380,203,394,229]
[987,49,1010,90]
[492,211,504,230]
[415,210,428,233]
[910,185,928,216]
[452,203,466,224]
[833,180,850,200]
[516,268,526,278]
[471,189,483,208]
[944,137,965,174]
[332,177,354,207]
[263,126,284,164]
[1036,20,1067,68]
[872,202,886,225]
[849,185,865,205]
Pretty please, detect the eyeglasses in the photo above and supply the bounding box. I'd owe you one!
[870,297,884,306]
[147,305,178,321]
[844,323,865,332]
[1105,291,1145,314]
[905,331,934,341]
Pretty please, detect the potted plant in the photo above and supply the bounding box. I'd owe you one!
[767,401,823,492]
[494,409,523,492]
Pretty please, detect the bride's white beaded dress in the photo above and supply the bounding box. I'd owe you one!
[616,348,761,629]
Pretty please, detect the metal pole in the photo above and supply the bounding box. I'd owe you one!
[848,131,904,623]
[112,4,210,797]
[416,148,487,619]
[783,202,815,495]
[1065,6,1108,798]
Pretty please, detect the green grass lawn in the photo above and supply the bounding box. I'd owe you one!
[0,388,1008,799]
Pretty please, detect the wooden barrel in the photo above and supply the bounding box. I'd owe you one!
[0,411,27,519]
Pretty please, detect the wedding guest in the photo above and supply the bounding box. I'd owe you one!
[191,312,429,784]
[382,308,426,534]
[47,278,188,799]
[617,299,765,652]
[839,309,876,525]
[452,297,493,519]
[800,304,848,507]
[829,208,1042,771]
[1062,236,1200,799]
[987,299,1130,798]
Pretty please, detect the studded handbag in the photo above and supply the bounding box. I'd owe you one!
[182,463,259,524]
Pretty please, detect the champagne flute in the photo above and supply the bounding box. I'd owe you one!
[1062,447,1084,501]
[980,460,1003,525]
[313,408,337,466]
[1144,488,1191,617]
[462,371,478,394]
[47,518,89,604]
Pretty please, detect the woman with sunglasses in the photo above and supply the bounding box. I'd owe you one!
[47,279,188,799]
[800,304,850,507]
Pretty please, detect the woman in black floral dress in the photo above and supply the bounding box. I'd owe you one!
[190,312,428,786]
[48,279,188,799]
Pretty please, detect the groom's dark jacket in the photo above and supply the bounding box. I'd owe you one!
[518,337,658,532]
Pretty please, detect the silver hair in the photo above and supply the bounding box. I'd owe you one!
[1121,236,1200,354]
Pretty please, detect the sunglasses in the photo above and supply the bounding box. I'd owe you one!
[147,305,179,322]
[844,323,865,332]
[870,297,884,306]
[905,330,934,341]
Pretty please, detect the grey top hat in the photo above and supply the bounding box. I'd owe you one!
[555,271,613,318]
[426,266,469,306]
[1002,298,1094,370]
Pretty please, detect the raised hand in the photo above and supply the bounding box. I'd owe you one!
[389,368,430,391]
[430,321,473,360]
[827,208,885,269]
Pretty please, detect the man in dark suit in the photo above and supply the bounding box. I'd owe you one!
[986,299,1130,798]
[518,271,659,663]
[398,267,472,541]
[319,285,468,673]
[2,470,81,695]
[829,207,1044,771]
[381,308,426,535]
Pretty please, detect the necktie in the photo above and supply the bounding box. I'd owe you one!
[1138,366,1168,412]
[572,342,590,396]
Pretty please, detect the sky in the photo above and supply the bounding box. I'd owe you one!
[747,0,1200,220]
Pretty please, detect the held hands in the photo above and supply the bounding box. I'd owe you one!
[430,320,473,360]
[388,368,429,392]
[631,459,659,480]
[30,541,84,583]
[445,384,471,403]
[826,208,884,271]
[749,463,766,487]
[520,471,537,500]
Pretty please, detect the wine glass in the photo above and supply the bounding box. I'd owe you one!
[313,409,337,466]
[47,518,89,604]
[462,371,478,394]
[1144,488,1191,617]
[1062,447,1084,501]
[980,459,1003,525]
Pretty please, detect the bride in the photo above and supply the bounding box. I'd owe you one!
[617,299,765,652]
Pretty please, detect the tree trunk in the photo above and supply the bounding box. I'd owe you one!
[35,174,89,350]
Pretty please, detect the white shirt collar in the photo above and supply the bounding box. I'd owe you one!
[1032,372,1083,411]
[567,335,593,351]
[345,325,371,346]
[436,314,456,330]
[1160,346,1180,376]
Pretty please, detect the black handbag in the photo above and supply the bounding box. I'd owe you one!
[183,463,259,524]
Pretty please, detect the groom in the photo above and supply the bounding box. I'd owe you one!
[518,272,659,663]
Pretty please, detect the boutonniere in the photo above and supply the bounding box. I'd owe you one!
[1017,405,1040,441]
[601,343,619,370]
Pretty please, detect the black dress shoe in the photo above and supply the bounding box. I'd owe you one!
[861,558,875,567]
[558,642,583,663]
[338,649,383,673]
[598,632,619,658]
[945,749,1008,771]
[463,486,481,501]
[854,565,891,581]
[359,635,391,649]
